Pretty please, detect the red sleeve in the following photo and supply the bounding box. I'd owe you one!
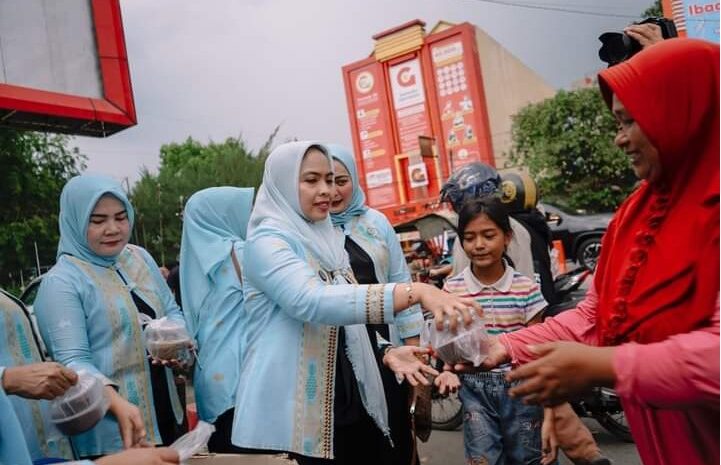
[500,281,600,365]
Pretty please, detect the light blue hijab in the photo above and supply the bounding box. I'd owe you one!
[57,174,134,267]
[327,144,368,228]
[179,186,254,338]
[248,141,391,440]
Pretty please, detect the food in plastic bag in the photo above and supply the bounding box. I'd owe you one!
[170,421,216,462]
[421,315,490,366]
[144,316,192,362]
[50,370,109,435]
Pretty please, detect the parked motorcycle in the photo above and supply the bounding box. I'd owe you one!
[429,267,634,443]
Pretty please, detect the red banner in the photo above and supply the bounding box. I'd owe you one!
[346,61,398,207]
[429,35,486,170]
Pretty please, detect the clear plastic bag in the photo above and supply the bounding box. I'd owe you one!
[143,316,192,363]
[420,315,490,366]
[49,370,109,435]
[170,421,216,462]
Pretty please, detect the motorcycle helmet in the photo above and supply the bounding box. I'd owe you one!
[440,162,501,213]
[499,171,538,212]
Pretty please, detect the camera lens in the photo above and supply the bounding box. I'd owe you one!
[598,32,634,66]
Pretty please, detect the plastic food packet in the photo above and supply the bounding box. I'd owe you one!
[50,370,109,435]
[143,316,192,363]
[170,421,216,462]
[420,315,490,366]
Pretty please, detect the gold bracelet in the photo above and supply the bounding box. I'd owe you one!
[405,283,413,308]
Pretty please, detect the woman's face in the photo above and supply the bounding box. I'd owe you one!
[612,94,662,183]
[461,213,511,271]
[299,148,334,222]
[330,160,353,214]
[86,194,130,256]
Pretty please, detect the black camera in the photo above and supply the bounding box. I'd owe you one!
[598,17,678,66]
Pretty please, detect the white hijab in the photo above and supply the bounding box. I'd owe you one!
[248,141,392,441]
[248,141,347,273]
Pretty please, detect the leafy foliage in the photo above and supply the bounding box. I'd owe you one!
[643,0,663,18]
[508,88,636,212]
[130,129,278,264]
[0,129,86,291]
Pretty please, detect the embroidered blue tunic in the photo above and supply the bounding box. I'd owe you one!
[0,290,74,461]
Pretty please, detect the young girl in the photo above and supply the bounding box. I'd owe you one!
[441,196,552,465]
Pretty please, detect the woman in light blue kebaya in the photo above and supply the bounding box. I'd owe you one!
[231,141,479,464]
[34,175,187,458]
[179,186,254,452]
[327,144,423,464]
[0,288,74,461]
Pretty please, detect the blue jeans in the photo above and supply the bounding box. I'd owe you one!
[459,372,551,465]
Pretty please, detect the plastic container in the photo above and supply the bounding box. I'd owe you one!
[421,315,490,366]
[144,317,192,362]
[170,421,215,462]
[50,371,109,435]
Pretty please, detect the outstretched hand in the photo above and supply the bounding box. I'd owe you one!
[434,371,461,395]
[419,284,483,331]
[506,342,616,405]
[446,335,510,373]
[383,346,439,386]
[96,447,179,465]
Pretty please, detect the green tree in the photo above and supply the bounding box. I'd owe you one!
[130,129,278,264]
[0,129,86,291]
[508,88,636,213]
[643,0,663,18]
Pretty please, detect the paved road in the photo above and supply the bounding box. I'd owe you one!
[419,418,641,465]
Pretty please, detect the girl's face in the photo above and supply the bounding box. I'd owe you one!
[612,94,662,183]
[86,194,130,257]
[330,160,353,214]
[299,148,334,222]
[461,213,511,270]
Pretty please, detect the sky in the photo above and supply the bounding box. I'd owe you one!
[73,0,655,185]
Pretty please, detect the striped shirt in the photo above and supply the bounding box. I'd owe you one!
[443,263,547,371]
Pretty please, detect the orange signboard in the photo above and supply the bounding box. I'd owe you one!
[343,59,399,207]
[424,26,495,171]
[343,22,496,225]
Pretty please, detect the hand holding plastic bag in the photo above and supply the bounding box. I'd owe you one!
[421,315,490,366]
[142,316,194,368]
[170,421,216,462]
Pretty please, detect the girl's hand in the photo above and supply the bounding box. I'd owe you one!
[417,284,483,331]
[541,407,559,465]
[506,342,616,405]
[434,371,460,395]
[383,346,439,386]
[106,387,148,448]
